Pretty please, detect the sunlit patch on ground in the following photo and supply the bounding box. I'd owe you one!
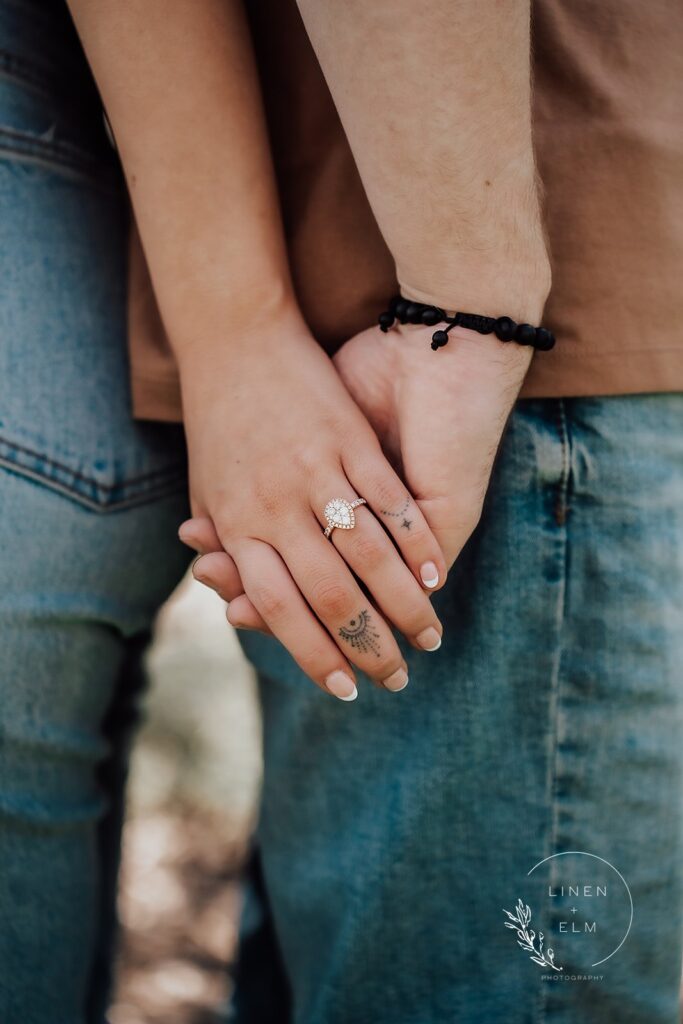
[110,576,262,1024]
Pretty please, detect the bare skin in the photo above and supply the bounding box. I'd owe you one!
[69,0,550,698]
[181,318,535,640]
[66,0,447,702]
[178,309,447,700]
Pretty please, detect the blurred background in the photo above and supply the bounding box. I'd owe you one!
[108,572,262,1024]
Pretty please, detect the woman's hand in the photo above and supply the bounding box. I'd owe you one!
[182,316,534,659]
[178,308,447,701]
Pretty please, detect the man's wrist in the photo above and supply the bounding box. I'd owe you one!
[398,250,552,328]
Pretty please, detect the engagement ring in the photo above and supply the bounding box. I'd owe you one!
[323,497,367,538]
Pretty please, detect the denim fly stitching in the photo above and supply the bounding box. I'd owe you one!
[536,398,571,1024]
[553,399,571,527]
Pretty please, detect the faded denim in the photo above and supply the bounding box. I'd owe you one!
[0,2,189,1021]
[1,3,682,1024]
[238,392,683,1024]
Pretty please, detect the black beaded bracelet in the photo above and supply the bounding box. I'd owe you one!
[378,296,555,352]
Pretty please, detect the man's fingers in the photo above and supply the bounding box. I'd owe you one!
[225,593,272,635]
[192,550,244,600]
[416,493,485,571]
[192,551,271,634]
[178,516,223,554]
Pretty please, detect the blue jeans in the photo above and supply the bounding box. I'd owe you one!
[2,4,682,1024]
[0,3,189,1021]
[238,392,683,1024]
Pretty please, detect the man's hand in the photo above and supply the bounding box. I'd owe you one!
[332,322,533,567]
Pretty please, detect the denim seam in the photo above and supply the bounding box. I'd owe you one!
[0,434,185,491]
[0,429,187,511]
[0,125,117,190]
[0,457,187,513]
[536,398,571,1024]
[553,399,571,526]
[0,51,54,101]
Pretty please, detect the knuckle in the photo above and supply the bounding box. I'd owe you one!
[373,653,404,681]
[404,606,435,635]
[212,511,237,546]
[351,533,386,571]
[290,442,324,479]
[249,583,288,621]
[402,523,431,549]
[252,478,287,520]
[344,429,382,466]
[311,577,354,621]
[297,644,331,676]
[372,477,405,513]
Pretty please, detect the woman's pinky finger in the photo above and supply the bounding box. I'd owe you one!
[230,539,360,702]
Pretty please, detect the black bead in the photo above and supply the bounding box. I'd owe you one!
[405,302,422,324]
[395,299,409,323]
[378,311,394,332]
[389,295,403,315]
[494,316,516,342]
[515,323,537,346]
[534,327,556,351]
[431,329,449,350]
[421,306,440,326]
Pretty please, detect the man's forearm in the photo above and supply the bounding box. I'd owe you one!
[297,0,550,321]
[67,0,296,362]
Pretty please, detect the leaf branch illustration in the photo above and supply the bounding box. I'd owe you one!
[502,898,563,972]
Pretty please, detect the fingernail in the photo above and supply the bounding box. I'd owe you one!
[192,555,207,578]
[192,557,215,590]
[420,562,439,588]
[416,627,442,652]
[382,667,409,692]
[325,671,358,702]
[179,525,201,551]
[194,575,218,592]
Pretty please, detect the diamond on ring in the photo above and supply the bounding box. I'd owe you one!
[323,497,367,538]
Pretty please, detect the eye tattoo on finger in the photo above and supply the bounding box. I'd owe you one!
[338,609,381,657]
[380,496,412,529]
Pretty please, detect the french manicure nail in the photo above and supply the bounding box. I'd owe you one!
[383,667,409,692]
[325,671,358,702]
[420,562,439,588]
[416,627,442,652]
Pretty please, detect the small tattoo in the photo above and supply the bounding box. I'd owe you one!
[401,518,412,531]
[380,496,410,519]
[338,609,381,658]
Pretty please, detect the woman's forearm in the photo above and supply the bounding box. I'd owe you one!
[67,0,296,362]
[296,0,550,321]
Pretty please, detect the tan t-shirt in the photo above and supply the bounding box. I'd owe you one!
[129,0,683,422]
